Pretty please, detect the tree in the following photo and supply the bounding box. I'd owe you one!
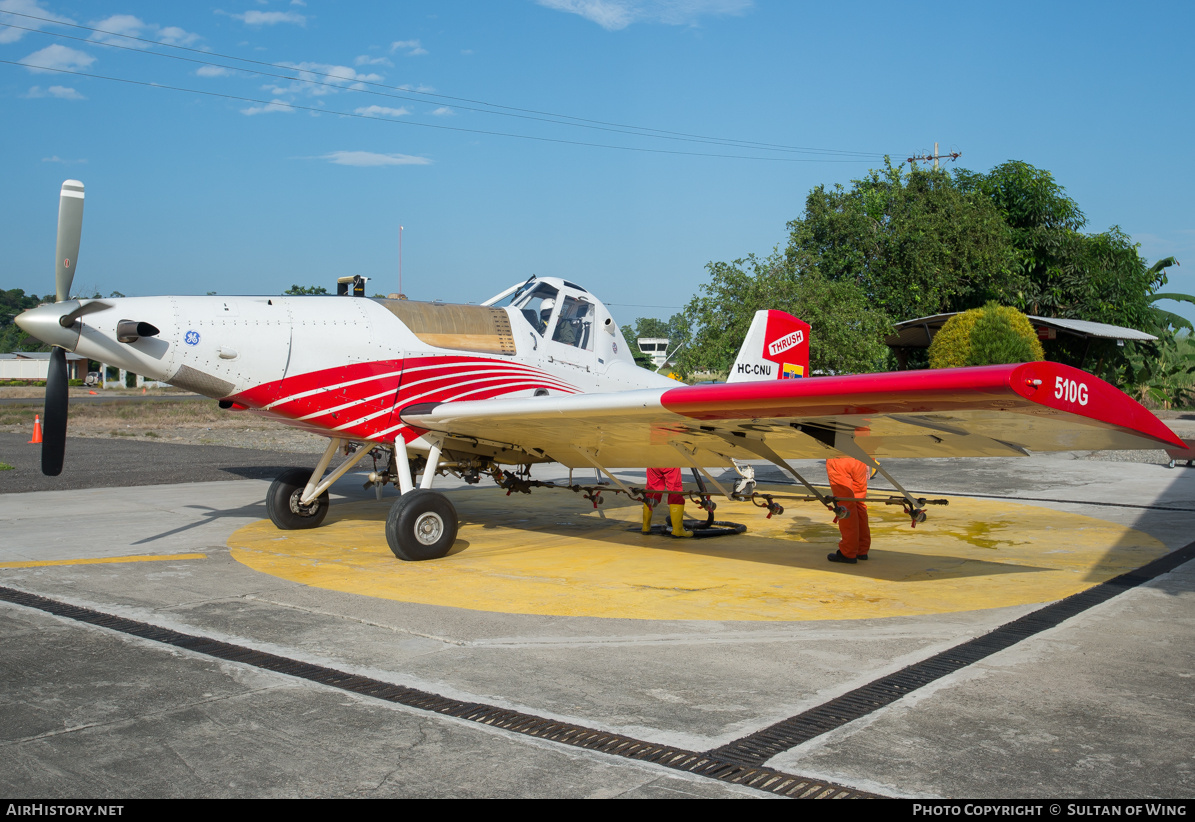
[0,289,47,352]
[680,251,891,376]
[620,315,691,372]
[1123,329,1195,410]
[784,159,1021,319]
[284,284,329,295]
[954,161,1165,369]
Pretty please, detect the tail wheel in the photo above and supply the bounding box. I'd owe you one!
[386,489,459,561]
[266,467,330,530]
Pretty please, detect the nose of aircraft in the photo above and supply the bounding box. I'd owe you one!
[15,302,83,350]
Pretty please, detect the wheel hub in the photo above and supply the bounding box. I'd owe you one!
[288,490,319,517]
[414,511,444,545]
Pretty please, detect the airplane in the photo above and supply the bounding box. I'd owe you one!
[15,181,1186,561]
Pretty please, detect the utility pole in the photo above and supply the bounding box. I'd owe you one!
[907,143,961,168]
[398,225,404,299]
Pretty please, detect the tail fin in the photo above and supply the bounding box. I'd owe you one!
[727,310,811,383]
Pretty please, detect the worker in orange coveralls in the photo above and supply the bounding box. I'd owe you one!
[826,456,870,564]
[642,467,693,538]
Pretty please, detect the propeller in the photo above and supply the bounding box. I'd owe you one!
[42,180,85,476]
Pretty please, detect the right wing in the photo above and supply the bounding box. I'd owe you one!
[400,361,1184,469]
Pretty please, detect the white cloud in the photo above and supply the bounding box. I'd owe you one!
[25,84,84,99]
[41,155,87,164]
[0,0,73,44]
[228,10,307,26]
[390,39,427,56]
[536,0,752,30]
[19,44,95,73]
[431,106,453,116]
[354,105,410,118]
[88,15,200,48]
[267,62,382,97]
[157,26,200,46]
[241,99,295,115]
[315,151,432,167]
[354,54,392,67]
[196,65,233,78]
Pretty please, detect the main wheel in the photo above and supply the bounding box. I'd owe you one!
[266,467,330,530]
[386,489,458,561]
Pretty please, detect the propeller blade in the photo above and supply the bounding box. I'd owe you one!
[55,180,85,303]
[58,299,112,328]
[42,347,68,476]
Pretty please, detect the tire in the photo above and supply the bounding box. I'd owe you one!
[386,490,458,561]
[266,467,330,530]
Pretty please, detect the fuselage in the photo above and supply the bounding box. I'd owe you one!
[16,277,677,454]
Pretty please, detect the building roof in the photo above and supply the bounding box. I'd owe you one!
[885,314,1157,348]
[0,351,89,361]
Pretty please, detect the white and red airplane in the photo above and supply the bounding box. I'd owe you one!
[17,181,1185,560]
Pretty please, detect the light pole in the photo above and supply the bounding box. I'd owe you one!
[398,225,404,298]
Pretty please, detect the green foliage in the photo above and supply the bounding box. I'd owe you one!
[620,314,691,373]
[283,284,329,295]
[784,159,1022,318]
[968,304,1045,366]
[927,309,981,368]
[680,251,891,376]
[1122,330,1195,410]
[0,289,48,352]
[955,162,1162,357]
[1142,257,1194,334]
[929,304,1043,368]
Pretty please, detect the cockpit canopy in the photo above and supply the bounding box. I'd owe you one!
[512,280,595,352]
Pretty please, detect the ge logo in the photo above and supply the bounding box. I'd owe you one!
[612,342,618,354]
[184,330,201,346]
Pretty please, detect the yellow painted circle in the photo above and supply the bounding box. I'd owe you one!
[228,489,1166,621]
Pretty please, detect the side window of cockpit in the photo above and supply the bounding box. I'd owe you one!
[552,296,594,351]
[518,287,560,337]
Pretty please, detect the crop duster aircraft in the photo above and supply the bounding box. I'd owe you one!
[17,181,1186,560]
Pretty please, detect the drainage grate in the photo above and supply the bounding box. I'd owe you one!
[0,585,872,799]
[6,539,1189,794]
[710,539,1195,766]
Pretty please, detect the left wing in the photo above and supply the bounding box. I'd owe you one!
[400,361,1183,469]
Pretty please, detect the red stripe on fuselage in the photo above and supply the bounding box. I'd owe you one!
[232,356,579,442]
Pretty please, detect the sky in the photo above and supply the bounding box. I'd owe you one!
[2,0,1194,327]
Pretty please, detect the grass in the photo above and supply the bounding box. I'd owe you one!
[1,399,271,430]
[0,462,13,471]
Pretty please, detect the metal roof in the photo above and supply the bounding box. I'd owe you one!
[0,351,89,361]
[886,313,1157,348]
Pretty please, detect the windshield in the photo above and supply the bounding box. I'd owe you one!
[515,284,559,336]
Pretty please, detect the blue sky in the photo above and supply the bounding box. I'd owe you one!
[2,0,1194,326]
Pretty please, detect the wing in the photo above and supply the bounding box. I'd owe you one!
[400,362,1184,470]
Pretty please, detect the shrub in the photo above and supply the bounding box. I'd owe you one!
[929,303,1044,368]
[969,304,1045,365]
[928,309,981,368]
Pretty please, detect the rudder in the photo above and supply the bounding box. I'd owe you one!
[727,310,810,383]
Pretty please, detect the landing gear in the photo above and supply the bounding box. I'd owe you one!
[386,489,459,561]
[266,467,330,530]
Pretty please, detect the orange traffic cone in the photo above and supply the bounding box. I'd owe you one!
[29,414,42,444]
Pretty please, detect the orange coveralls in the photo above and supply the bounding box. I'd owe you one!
[826,457,870,559]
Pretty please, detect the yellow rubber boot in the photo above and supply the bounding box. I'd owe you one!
[669,504,693,538]
[641,503,654,534]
